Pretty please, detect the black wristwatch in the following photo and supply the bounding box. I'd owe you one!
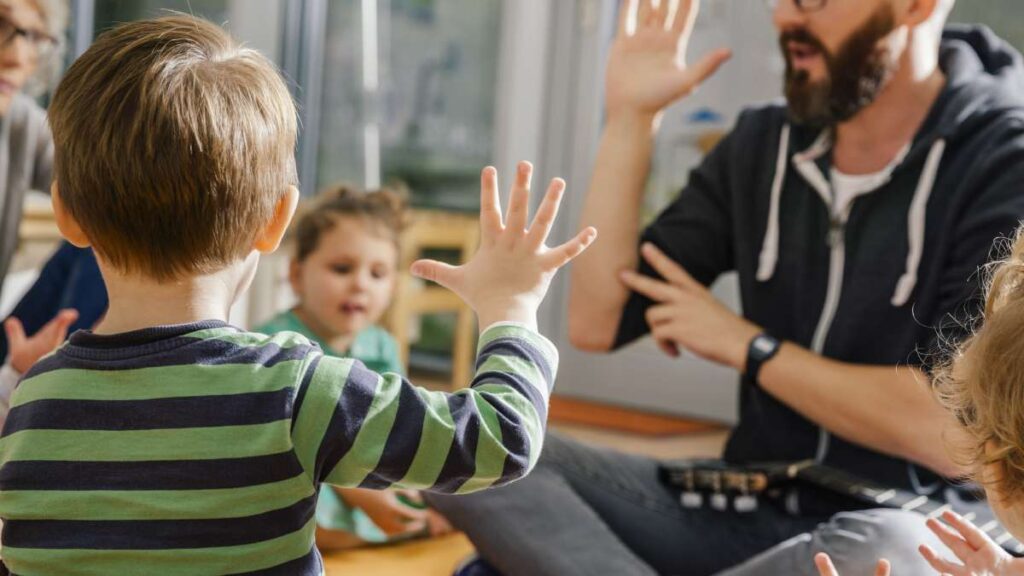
[745,332,781,388]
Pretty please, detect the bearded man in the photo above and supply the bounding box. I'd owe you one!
[428,0,1024,574]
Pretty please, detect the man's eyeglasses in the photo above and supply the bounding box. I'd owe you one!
[764,0,828,12]
[0,16,57,61]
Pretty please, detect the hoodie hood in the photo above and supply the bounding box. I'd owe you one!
[918,25,1024,147]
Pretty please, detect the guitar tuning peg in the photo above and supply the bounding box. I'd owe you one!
[734,494,758,513]
[681,491,703,509]
[711,493,728,511]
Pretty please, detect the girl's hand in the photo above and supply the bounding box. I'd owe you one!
[919,511,1024,575]
[336,488,433,538]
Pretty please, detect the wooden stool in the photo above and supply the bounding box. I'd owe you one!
[387,210,478,390]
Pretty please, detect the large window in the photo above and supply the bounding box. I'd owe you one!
[90,0,285,64]
[315,0,503,211]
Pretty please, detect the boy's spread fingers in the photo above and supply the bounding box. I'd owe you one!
[410,259,460,292]
[545,227,596,268]
[527,179,565,247]
[506,162,532,234]
[480,167,503,237]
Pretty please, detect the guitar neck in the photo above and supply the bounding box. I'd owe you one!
[796,465,1024,555]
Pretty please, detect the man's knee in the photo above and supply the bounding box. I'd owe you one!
[821,510,939,575]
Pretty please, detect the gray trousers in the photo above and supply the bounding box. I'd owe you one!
[427,434,945,576]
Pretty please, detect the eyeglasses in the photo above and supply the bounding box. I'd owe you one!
[764,0,828,12]
[0,15,57,62]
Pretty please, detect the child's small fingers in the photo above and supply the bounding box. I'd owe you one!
[813,553,839,576]
[410,260,461,292]
[926,518,973,559]
[505,161,533,235]
[875,559,891,576]
[526,178,566,248]
[918,544,962,575]
[941,510,989,551]
[480,167,503,238]
[544,227,597,269]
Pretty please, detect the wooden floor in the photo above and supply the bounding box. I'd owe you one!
[323,533,475,576]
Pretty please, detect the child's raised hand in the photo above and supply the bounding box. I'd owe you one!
[411,162,597,330]
[814,553,890,576]
[918,510,1024,575]
[4,309,79,374]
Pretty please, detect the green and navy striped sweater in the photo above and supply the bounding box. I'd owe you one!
[0,320,557,575]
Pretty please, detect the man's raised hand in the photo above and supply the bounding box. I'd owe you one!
[605,0,731,122]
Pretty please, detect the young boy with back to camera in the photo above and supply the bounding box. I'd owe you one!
[0,14,596,575]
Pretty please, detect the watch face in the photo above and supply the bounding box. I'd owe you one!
[752,336,776,356]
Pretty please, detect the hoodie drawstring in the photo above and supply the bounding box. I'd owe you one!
[891,139,946,307]
[756,124,790,282]
[755,125,946,308]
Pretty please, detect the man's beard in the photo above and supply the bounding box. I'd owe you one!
[781,5,899,128]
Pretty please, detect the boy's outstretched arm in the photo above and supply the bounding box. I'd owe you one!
[292,163,595,494]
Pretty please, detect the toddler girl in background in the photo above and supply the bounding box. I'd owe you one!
[256,184,453,550]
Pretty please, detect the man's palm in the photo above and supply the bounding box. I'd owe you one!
[605,0,730,118]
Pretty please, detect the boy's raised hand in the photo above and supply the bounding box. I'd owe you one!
[411,162,597,330]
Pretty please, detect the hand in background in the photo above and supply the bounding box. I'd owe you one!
[605,0,731,123]
[336,488,452,538]
[4,309,78,374]
[919,511,1024,575]
[814,553,890,576]
[411,162,597,330]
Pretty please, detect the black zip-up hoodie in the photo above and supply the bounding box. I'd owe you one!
[616,26,1024,508]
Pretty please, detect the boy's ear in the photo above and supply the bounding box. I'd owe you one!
[51,182,91,248]
[254,186,300,253]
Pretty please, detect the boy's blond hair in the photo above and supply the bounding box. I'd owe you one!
[48,15,297,281]
[936,227,1024,500]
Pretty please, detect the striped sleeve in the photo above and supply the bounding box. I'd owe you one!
[290,324,558,495]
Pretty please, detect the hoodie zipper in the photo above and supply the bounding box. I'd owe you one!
[811,213,850,354]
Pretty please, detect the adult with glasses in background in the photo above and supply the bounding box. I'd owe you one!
[0,0,89,416]
[0,0,62,287]
[430,0,1024,574]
